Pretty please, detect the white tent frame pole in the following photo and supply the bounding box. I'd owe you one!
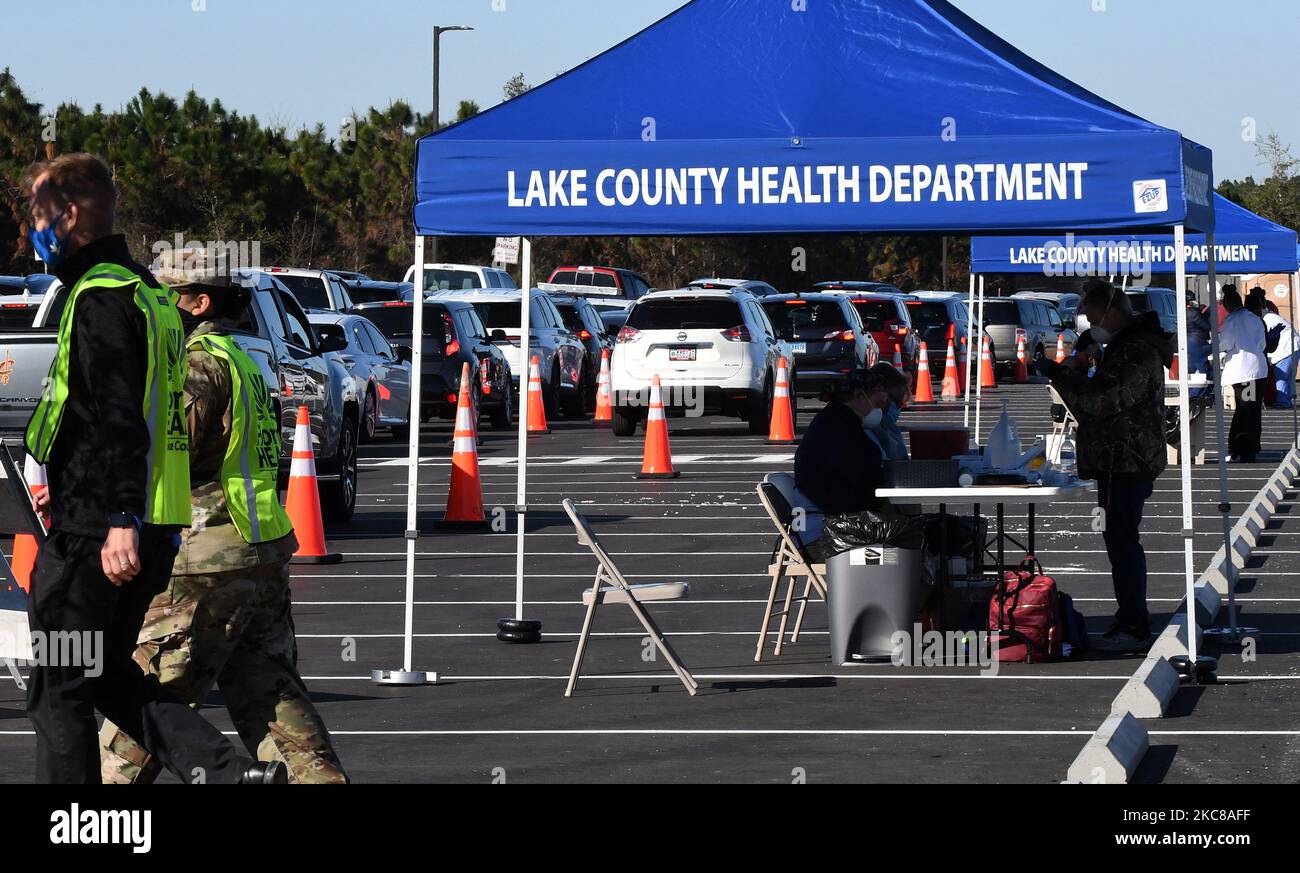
[402,235,429,674]
[1173,225,1197,664]
[1291,271,1299,447]
[964,273,976,431]
[975,275,986,444]
[1205,234,1238,632]
[514,238,532,622]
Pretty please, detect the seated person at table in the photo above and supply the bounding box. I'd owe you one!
[867,362,911,461]
[794,370,889,516]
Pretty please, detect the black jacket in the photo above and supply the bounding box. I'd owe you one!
[794,400,884,515]
[43,235,159,539]
[1049,310,1173,482]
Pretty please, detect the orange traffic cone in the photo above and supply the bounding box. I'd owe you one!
[1055,334,1067,364]
[913,342,935,403]
[1014,334,1030,384]
[526,355,550,435]
[635,375,679,480]
[441,362,487,529]
[593,349,613,427]
[941,338,961,401]
[979,335,997,390]
[1168,353,1180,381]
[286,406,342,565]
[958,336,969,391]
[10,456,48,593]
[768,357,796,444]
[892,341,903,370]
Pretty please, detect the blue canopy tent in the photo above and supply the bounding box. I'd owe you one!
[970,194,1298,276]
[378,0,1221,686]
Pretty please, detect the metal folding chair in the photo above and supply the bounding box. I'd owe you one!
[561,499,697,697]
[754,474,828,662]
[1047,384,1078,466]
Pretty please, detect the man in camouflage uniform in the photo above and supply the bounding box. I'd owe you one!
[99,246,348,784]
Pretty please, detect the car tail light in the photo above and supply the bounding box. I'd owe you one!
[577,329,592,340]
[823,329,855,342]
[446,393,457,404]
[722,324,751,343]
[384,301,410,307]
[443,312,460,356]
[480,363,492,396]
[1015,328,1027,343]
[617,326,642,344]
[887,320,909,336]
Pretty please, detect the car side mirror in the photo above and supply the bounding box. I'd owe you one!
[395,344,413,363]
[490,329,508,342]
[317,333,347,354]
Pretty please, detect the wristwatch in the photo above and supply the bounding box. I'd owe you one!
[108,512,141,530]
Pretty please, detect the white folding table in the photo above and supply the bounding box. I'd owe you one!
[876,481,1093,644]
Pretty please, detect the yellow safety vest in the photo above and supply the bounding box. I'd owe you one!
[188,333,293,545]
[25,264,191,527]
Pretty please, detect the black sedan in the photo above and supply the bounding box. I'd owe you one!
[357,299,514,429]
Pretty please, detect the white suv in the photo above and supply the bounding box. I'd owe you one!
[403,263,517,291]
[263,267,355,312]
[610,288,794,437]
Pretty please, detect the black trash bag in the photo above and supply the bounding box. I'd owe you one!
[808,512,927,562]
[809,511,983,565]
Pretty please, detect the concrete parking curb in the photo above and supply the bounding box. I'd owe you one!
[1065,713,1148,784]
[1068,445,1297,780]
[1110,656,1180,719]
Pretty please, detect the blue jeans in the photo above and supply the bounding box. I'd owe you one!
[1274,351,1298,408]
[1096,475,1155,631]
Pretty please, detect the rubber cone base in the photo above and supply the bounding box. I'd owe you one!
[635,470,681,480]
[292,552,343,566]
[435,518,490,531]
[767,438,796,446]
[497,618,543,644]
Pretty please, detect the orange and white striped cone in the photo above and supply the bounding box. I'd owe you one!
[635,375,679,479]
[286,406,342,565]
[1015,335,1030,384]
[768,357,796,444]
[958,336,969,391]
[913,342,935,403]
[1168,352,1180,381]
[10,456,48,593]
[891,341,903,370]
[593,349,613,427]
[941,338,961,401]
[979,335,997,390]
[1055,334,1067,364]
[440,362,487,529]
[526,355,550,435]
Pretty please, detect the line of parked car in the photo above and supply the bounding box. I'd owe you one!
[2,258,1168,508]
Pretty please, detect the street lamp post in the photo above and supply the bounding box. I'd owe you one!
[431,25,473,264]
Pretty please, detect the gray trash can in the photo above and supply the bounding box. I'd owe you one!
[827,546,923,664]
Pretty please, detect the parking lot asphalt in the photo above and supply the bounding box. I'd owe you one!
[2,382,1297,783]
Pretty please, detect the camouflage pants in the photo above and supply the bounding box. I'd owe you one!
[98,562,348,784]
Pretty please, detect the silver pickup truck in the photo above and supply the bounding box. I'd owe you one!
[0,270,362,521]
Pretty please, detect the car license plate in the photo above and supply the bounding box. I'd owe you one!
[669,347,696,362]
[791,343,807,354]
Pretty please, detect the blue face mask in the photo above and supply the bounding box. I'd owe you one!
[29,210,68,269]
[886,403,903,424]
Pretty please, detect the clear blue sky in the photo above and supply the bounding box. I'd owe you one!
[4,0,1294,181]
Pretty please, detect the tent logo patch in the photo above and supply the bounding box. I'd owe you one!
[1133,180,1168,214]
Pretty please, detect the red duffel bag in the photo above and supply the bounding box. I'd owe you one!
[988,555,1064,663]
